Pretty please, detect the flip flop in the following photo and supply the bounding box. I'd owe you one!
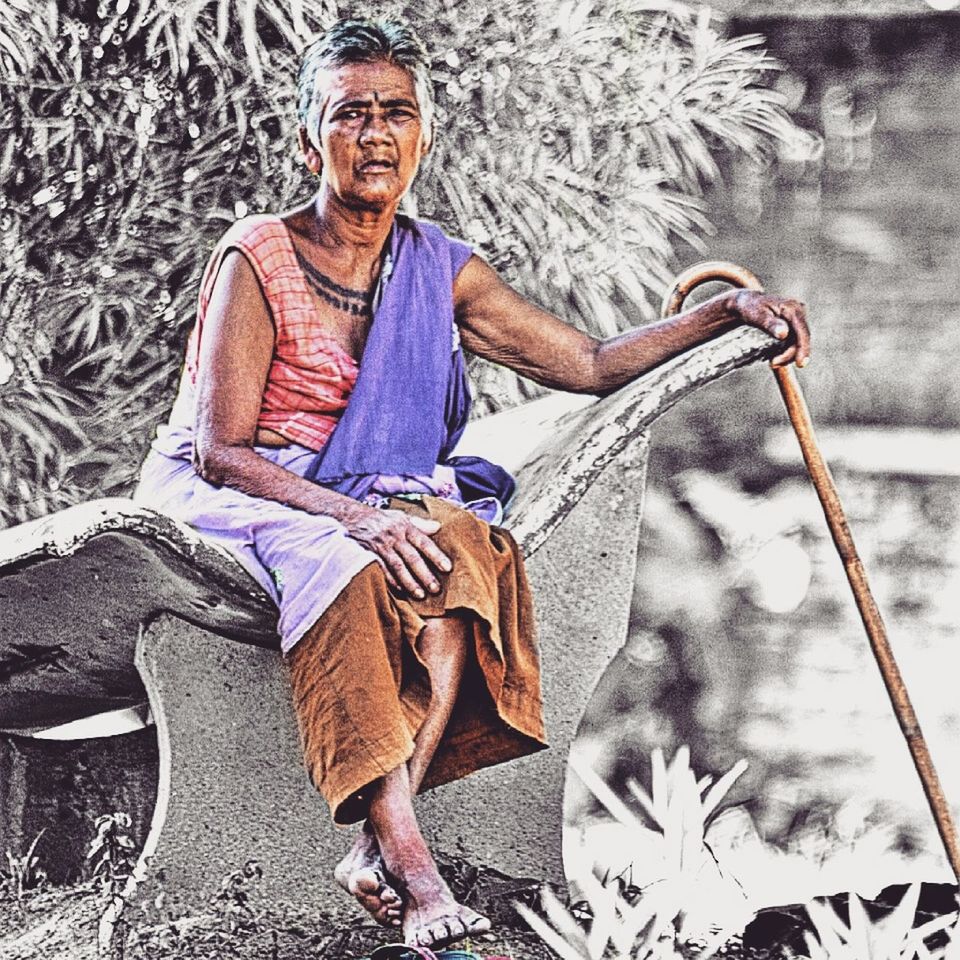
[369,948,484,960]
[369,947,441,960]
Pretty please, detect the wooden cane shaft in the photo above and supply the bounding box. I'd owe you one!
[773,365,960,881]
[661,261,960,880]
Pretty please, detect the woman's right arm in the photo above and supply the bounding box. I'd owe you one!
[193,251,450,598]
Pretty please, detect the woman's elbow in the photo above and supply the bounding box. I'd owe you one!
[192,439,233,486]
[571,349,610,396]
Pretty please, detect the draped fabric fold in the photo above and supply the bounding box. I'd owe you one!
[303,216,515,508]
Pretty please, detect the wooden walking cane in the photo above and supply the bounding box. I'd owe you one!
[662,261,960,882]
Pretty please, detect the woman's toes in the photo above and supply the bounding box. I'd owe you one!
[466,911,491,934]
[374,904,402,927]
[379,884,401,905]
[345,867,403,927]
[411,909,490,948]
[414,917,458,947]
[380,899,402,924]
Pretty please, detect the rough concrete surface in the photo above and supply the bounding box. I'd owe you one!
[134,614,347,915]
[0,501,276,732]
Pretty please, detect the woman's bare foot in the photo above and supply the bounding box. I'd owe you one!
[334,828,402,927]
[400,869,491,949]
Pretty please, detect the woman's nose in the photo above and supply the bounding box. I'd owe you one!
[359,113,391,143]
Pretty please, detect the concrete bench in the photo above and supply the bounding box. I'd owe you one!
[0,327,775,931]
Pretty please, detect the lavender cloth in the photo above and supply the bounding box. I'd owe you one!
[305,215,515,508]
[135,436,378,654]
[136,422,507,654]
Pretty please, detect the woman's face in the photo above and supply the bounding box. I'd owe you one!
[306,59,429,212]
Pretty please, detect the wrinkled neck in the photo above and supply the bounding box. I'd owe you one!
[310,184,396,258]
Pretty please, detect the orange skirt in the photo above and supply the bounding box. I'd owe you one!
[286,496,547,824]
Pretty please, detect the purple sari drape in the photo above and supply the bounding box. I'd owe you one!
[304,216,514,509]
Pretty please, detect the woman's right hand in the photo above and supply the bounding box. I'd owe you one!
[725,289,811,368]
[343,506,452,599]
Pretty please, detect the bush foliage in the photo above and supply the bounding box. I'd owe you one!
[0,0,794,526]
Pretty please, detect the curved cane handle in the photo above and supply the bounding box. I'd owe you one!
[660,260,764,319]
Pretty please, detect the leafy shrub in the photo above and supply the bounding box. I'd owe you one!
[1,830,48,906]
[0,0,795,526]
[528,748,960,960]
[803,887,960,960]
[521,747,750,958]
[88,811,137,898]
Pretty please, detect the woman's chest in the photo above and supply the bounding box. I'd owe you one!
[270,267,373,367]
[293,253,378,362]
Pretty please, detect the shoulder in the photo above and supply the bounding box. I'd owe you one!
[396,214,462,246]
[396,215,473,276]
[217,214,288,255]
[196,214,292,316]
[211,214,295,284]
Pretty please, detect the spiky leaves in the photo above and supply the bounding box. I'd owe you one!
[0,0,795,525]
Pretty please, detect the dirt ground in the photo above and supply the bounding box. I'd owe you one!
[0,860,563,960]
[0,881,751,960]
[0,888,560,960]
[8,874,955,960]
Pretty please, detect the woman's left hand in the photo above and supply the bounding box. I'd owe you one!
[726,290,811,368]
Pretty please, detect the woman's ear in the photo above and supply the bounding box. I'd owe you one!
[421,118,435,157]
[297,126,323,178]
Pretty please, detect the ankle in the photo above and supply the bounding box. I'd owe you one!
[393,864,451,902]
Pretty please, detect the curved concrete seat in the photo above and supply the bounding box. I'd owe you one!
[0,326,775,925]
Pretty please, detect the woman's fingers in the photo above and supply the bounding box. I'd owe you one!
[770,344,798,367]
[383,548,428,598]
[407,516,441,535]
[348,507,452,599]
[378,561,403,594]
[382,510,452,579]
[393,540,442,598]
[406,525,453,574]
[784,299,811,367]
[767,297,810,368]
[730,291,811,368]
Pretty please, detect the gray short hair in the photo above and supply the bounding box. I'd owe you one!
[297,18,435,151]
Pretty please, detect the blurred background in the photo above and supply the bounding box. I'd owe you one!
[570,0,960,908]
[1,0,958,902]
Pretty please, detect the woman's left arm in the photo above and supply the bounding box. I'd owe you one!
[453,256,810,395]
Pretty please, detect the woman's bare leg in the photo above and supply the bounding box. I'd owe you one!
[335,613,490,945]
[333,821,402,925]
[369,755,490,948]
[406,611,470,793]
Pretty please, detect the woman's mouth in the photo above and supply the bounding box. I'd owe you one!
[358,159,395,174]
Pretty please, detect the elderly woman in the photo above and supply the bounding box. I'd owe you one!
[135,16,809,951]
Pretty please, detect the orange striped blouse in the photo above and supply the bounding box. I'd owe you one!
[185,215,359,452]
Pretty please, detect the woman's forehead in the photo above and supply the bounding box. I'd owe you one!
[315,60,419,109]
